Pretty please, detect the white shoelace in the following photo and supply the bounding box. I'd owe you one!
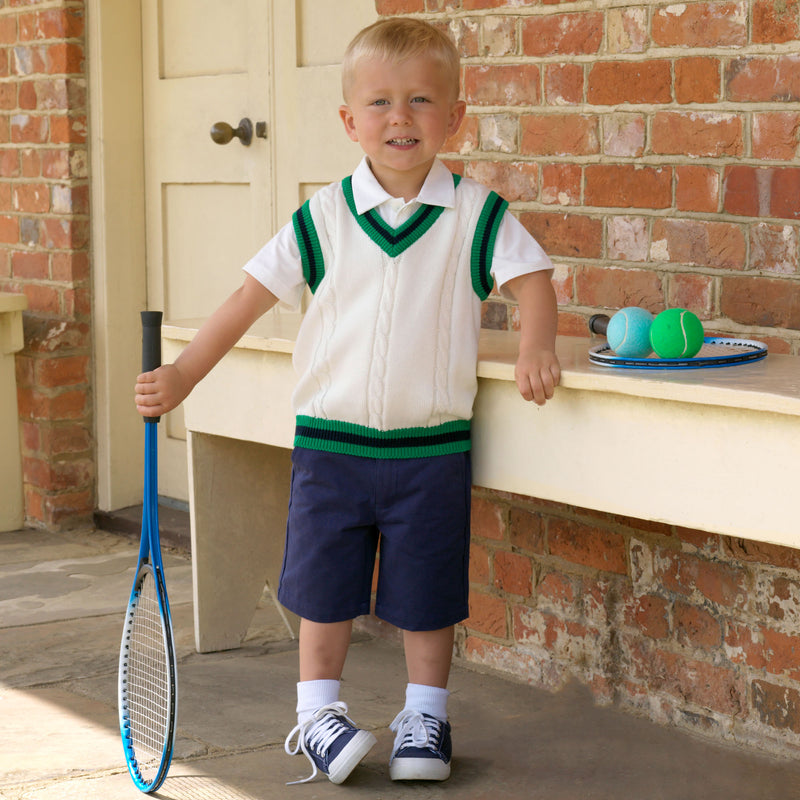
[284,701,355,785]
[389,709,441,762]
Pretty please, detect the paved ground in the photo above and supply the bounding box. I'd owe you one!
[3,526,800,800]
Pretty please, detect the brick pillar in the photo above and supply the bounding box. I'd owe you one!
[0,2,92,529]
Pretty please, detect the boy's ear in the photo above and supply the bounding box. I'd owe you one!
[448,100,467,137]
[339,105,359,142]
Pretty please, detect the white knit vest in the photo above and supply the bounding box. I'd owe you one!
[291,172,507,459]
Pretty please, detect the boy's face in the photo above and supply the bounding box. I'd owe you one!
[339,53,466,200]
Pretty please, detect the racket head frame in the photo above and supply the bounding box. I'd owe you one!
[118,558,178,792]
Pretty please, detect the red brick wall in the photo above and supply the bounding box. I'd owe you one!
[371,1,800,758]
[463,492,800,758]
[0,1,92,529]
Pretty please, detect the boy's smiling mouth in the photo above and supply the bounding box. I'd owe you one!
[387,137,419,146]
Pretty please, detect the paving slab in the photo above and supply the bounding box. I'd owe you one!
[0,686,122,787]
[0,548,193,629]
[4,528,800,800]
[0,528,131,566]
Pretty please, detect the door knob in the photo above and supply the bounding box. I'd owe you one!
[210,118,253,146]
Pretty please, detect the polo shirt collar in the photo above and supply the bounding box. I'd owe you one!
[351,157,456,215]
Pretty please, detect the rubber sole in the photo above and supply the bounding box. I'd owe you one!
[327,730,378,784]
[390,756,451,781]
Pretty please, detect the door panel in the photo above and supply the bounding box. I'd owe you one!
[162,183,254,320]
[160,0,249,78]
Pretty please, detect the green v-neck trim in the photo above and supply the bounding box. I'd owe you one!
[342,173,462,257]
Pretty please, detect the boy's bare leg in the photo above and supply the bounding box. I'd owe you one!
[299,618,353,681]
[390,626,454,781]
[403,626,455,688]
[290,618,377,785]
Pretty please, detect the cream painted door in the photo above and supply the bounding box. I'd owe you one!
[141,0,375,502]
[272,1,376,218]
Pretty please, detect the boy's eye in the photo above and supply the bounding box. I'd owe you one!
[411,96,428,104]
[372,99,389,106]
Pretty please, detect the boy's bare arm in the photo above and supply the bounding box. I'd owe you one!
[135,275,279,417]
[504,270,561,406]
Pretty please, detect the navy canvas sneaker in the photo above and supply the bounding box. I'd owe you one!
[389,709,452,781]
[284,702,377,784]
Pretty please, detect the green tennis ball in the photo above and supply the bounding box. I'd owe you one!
[650,309,705,358]
[606,307,653,357]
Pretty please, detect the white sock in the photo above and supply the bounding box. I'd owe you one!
[296,679,340,725]
[404,682,449,721]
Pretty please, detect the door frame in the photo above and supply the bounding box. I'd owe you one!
[87,0,148,511]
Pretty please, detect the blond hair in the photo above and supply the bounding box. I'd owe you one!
[342,18,461,101]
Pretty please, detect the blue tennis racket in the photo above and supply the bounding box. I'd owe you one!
[588,314,767,369]
[118,310,178,793]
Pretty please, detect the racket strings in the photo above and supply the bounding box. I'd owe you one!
[122,571,172,782]
[695,341,757,357]
[603,341,761,359]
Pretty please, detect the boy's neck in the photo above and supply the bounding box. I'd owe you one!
[366,157,435,203]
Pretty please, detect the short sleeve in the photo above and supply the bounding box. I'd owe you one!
[491,212,554,300]
[242,219,307,310]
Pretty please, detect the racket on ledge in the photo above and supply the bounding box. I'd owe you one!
[119,310,178,793]
[588,313,768,369]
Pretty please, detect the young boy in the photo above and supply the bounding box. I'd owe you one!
[135,17,560,786]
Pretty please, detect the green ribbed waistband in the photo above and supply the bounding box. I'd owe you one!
[294,416,471,459]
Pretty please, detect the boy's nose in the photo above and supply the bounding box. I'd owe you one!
[390,106,412,125]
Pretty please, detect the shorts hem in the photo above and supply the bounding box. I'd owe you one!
[278,594,370,624]
[373,606,469,633]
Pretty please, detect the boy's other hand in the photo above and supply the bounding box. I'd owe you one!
[515,349,561,406]
[135,364,191,418]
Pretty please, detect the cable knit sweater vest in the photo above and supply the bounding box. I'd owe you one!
[290,172,508,459]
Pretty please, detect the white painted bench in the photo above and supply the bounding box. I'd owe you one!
[163,315,800,653]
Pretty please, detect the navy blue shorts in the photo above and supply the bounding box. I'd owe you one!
[277,448,471,631]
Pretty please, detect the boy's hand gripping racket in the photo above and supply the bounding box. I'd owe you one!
[588,314,767,369]
[119,311,178,793]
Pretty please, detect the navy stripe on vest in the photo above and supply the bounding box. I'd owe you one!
[292,200,324,293]
[471,192,508,301]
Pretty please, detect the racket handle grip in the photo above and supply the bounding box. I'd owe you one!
[589,313,610,336]
[141,311,163,424]
[141,311,163,371]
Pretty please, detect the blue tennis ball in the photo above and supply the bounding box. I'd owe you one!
[650,308,705,358]
[606,307,654,357]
